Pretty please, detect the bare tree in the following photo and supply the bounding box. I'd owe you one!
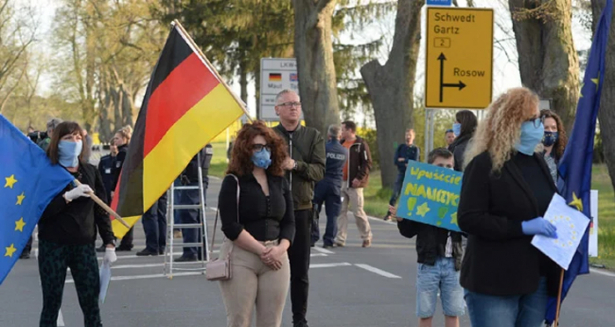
[293,0,341,133]
[0,0,37,115]
[360,0,424,188]
[508,0,580,130]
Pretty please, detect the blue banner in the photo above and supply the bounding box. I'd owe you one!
[545,0,613,323]
[427,0,452,6]
[0,115,74,285]
[396,161,462,232]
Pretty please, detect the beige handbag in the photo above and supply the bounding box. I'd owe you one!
[206,174,239,281]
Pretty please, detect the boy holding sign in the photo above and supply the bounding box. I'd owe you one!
[390,148,464,327]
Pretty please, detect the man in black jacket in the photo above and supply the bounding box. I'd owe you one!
[273,89,325,327]
[391,148,464,327]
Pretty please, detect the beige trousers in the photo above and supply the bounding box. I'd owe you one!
[218,240,290,327]
[335,184,372,244]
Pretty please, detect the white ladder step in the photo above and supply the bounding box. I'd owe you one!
[174,223,202,228]
[172,242,204,247]
[173,204,201,210]
[175,185,199,190]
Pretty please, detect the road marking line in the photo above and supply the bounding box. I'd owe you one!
[367,215,396,225]
[312,246,335,254]
[590,268,615,278]
[57,310,65,326]
[354,264,402,278]
[66,272,204,283]
[310,262,352,268]
[310,253,328,257]
[64,262,353,283]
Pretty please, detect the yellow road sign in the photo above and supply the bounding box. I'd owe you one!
[425,7,493,109]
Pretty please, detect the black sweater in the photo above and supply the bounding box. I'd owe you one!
[39,163,115,246]
[458,151,560,297]
[218,173,295,244]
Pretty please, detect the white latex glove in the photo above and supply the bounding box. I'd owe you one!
[64,184,93,201]
[103,247,117,264]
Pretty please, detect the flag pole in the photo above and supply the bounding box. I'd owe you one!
[553,268,565,326]
[171,20,253,123]
[73,179,130,228]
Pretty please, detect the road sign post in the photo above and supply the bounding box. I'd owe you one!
[260,58,301,121]
[425,7,494,109]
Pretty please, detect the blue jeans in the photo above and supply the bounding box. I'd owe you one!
[464,277,548,327]
[142,192,168,252]
[388,171,405,206]
[311,180,342,246]
[178,181,203,258]
[416,257,464,318]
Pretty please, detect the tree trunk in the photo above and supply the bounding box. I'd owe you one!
[360,0,424,189]
[255,60,261,119]
[293,0,340,134]
[239,60,249,103]
[508,0,580,131]
[592,0,615,208]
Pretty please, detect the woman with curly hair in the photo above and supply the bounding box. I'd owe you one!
[217,121,295,327]
[458,88,560,327]
[540,109,568,182]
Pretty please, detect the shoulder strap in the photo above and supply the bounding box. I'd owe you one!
[209,174,240,258]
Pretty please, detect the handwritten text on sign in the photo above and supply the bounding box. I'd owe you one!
[397,161,462,232]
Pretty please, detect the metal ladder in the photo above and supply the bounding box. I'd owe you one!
[164,153,209,278]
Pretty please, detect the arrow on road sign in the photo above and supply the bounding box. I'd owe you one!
[438,53,466,102]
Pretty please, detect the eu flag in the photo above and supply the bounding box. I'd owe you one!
[0,115,74,285]
[545,0,613,323]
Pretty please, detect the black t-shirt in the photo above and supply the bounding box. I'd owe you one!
[513,152,555,276]
[513,152,553,216]
[218,173,295,244]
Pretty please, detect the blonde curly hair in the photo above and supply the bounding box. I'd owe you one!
[464,87,540,172]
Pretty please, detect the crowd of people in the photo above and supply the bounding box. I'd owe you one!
[22,85,570,327]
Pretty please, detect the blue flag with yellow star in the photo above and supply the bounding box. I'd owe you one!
[0,114,74,285]
[545,0,613,323]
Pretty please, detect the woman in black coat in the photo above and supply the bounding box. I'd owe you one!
[39,121,117,327]
[448,110,477,172]
[458,88,560,327]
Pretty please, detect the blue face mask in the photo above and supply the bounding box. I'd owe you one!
[542,131,559,147]
[58,140,83,167]
[453,123,461,137]
[516,120,544,155]
[251,148,272,169]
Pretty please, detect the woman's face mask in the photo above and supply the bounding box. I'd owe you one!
[58,140,83,167]
[542,131,559,147]
[453,123,462,137]
[251,148,272,169]
[515,118,544,156]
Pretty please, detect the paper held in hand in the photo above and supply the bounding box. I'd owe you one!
[531,194,590,270]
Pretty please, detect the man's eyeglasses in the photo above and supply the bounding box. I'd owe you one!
[525,116,545,128]
[252,144,271,151]
[277,101,301,108]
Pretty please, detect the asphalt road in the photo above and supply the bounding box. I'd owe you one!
[1,177,615,327]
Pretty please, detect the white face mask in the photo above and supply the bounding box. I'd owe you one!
[58,140,83,167]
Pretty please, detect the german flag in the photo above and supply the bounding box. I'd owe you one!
[110,23,245,238]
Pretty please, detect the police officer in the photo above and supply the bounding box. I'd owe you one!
[311,125,347,248]
[98,143,118,204]
[176,144,213,262]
